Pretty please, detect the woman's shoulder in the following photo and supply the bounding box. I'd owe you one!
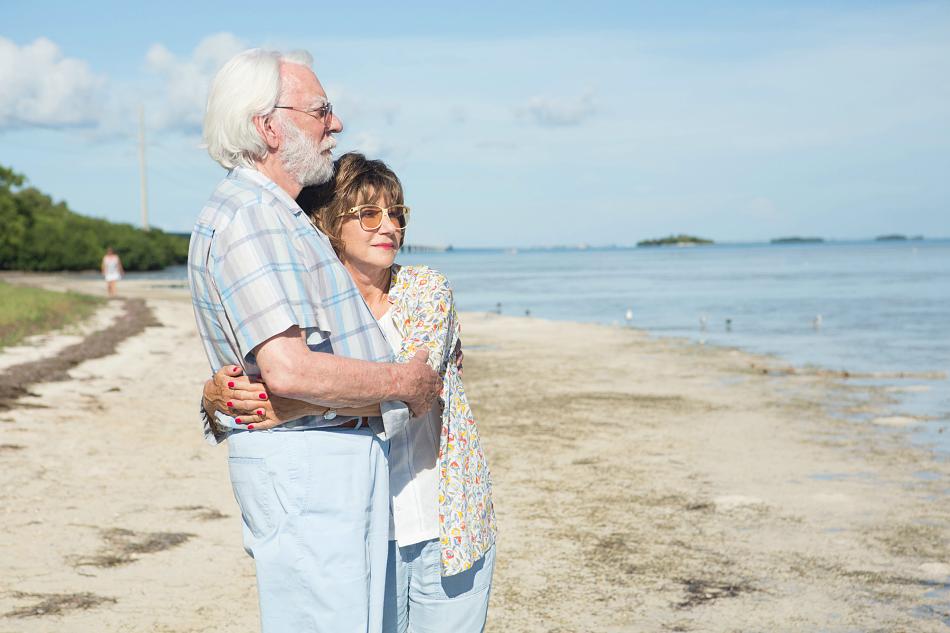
[393,264,452,294]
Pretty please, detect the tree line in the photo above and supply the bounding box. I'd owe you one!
[0,165,189,272]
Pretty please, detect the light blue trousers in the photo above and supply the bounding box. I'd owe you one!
[228,427,390,633]
[383,539,496,633]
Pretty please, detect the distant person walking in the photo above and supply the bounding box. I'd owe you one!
[100,247,123,297]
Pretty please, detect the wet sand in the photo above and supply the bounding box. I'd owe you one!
[1,273,948,632]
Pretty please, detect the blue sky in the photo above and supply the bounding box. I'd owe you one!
[2,1,948,247]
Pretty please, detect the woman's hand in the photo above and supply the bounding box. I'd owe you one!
[203,365,283,430]
[202,366,341,430]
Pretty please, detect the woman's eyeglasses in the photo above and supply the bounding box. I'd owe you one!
[341,204,410,231]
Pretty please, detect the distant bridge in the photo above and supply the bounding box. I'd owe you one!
[401,244,453,253]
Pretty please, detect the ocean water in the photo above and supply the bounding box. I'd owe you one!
[137,239,950,449]
[395,240,950,450]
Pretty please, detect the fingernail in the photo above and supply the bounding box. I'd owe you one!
[235,417,242,424]
[226,401,233,408]
[247,424,255,430]
[227,381,235,388]
[259,393,267,400]
[232,366,239,372]
[256,409,264,416]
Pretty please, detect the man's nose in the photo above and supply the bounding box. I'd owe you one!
[328,112,343,134]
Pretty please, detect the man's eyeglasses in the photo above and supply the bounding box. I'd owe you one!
[340,204,410,232]
[273,102,333,125]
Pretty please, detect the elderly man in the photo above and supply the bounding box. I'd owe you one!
[188,49,441,633]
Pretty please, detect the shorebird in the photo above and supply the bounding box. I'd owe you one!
[813,314,823,330]
[625,308,633,326]
[699,315,708,331]
[725,318,732,332]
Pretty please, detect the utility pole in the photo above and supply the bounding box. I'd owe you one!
[138,104,150,231]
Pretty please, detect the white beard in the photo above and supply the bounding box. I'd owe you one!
[278,117,336,187]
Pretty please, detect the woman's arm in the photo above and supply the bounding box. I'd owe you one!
[394,270,457,375]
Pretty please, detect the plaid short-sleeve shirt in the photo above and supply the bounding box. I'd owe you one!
[188,167,409,444]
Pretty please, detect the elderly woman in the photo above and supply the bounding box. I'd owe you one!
[204,152,497,633]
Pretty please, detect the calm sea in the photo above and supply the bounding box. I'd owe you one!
[137,239,950,450]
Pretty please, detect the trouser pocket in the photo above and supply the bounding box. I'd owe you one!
[228,456,278,540]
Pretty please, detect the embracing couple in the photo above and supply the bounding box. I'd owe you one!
[187,48,496,633]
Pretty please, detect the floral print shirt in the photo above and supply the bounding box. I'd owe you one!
[388,264,497,576]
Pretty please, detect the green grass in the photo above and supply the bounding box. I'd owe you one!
[0,281,105,349]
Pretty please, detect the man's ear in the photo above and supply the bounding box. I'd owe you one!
[254,114,281,151]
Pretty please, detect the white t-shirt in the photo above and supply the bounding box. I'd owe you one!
[377,307,441,545]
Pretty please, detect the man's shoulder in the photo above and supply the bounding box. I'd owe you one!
[195,173,293,236]
[205,173,267,214]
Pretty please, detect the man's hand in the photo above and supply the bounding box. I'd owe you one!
[392,350,442,417]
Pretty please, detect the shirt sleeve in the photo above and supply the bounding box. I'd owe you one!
[394,270,457,374]
[210,203,324,362]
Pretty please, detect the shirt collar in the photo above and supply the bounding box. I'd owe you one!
[229,166,304,216]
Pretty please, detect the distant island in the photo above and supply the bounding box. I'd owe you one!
[875,234,924,241]
[771,237,824,244]
[637,234,713,247]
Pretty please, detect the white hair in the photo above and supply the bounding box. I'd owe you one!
[203,48,314,169]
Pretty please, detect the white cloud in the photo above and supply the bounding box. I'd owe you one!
[740,196,782,223]
[326,83,402,128]
[520,91,595,127]
[144,32,247,133]
[343,131,385,156]
[450,105,468,125]
[339,130,410,163]
[0,37,107,130]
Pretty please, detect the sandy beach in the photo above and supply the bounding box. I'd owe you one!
[1,273,948,632]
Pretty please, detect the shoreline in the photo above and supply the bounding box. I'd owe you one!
[3,269,947,464]
[4,269,947,460]
[6,268,946,441]
[1,276,949,631]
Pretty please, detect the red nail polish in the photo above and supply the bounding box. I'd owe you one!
[247,424,255,430]
[235,417,242,424]
[227,381,235,388]
[232,366,239,372]
[226,401,233,408]
[259,393,267,400]
[256,409,264,416]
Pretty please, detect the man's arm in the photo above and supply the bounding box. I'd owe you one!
[254,326,440,415]
[202,366,379,431]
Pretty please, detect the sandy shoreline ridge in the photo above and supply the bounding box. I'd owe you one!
[1,274,949,632]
